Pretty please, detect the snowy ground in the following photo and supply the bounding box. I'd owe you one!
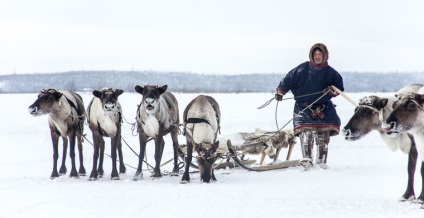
[0,92,423,218]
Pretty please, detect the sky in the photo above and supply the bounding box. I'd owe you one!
[1,0,424,75]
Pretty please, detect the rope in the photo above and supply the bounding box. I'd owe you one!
[262,89,333,142]
[82,134,137,170]
[120,136,155,169]
[257,91,324,109]
[121,113,139,136]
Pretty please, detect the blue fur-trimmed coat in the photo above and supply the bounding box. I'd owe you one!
[277,61,344,136]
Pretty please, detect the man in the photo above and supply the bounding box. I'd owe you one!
[275,43,344,170]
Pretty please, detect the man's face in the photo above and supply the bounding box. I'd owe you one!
[313,50,323,64]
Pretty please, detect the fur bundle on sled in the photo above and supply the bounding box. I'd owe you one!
[218,128,297,165]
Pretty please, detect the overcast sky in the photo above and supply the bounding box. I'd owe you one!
[1,0,424,75]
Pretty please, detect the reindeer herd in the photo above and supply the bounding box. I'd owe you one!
[28,83,424,207]
[28,85,221,184]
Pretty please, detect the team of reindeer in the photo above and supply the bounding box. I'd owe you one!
[28,85,220,183]
[28,83,424,206]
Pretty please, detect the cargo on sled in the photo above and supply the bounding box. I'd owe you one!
[178,128,304,171]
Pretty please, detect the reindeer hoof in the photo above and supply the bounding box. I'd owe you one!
[69,170,79,178]
[180,180,190,184]
[59,166,67,175]
[50,171,59,179]
[170,169,180,177]
[79,167,86,176]
[111,176,120,180]
[400,195,416,202]
[120,166,126,174]
[151,171,162,178]
[88,177,98,181]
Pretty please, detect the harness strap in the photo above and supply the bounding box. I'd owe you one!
[65,97,83,120]
[186,118,211,125]
[183,118,212,137]
[357,104,384,122]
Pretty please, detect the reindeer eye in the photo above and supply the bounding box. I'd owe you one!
[406,102,416,110]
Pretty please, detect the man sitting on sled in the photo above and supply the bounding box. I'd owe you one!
[275,43,344,170]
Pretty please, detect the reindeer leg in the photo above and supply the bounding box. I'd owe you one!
[134,133,147,181]
[59,136,68,175]
[77,135,86,176]
[259,152,266,166]
[50,131,60,179]
[110,136,119,180]
[68,132,79,178]
[402,143,417,201]
[211,169,217,181]
[417,161,424,203]
[153,137,164,178]
[171,129,180,176]
[89,135,100,181]
[97,138,105,178]
[117,135,126,174]
[181,141,193,184]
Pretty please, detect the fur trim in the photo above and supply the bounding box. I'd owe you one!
[309,43,329,66]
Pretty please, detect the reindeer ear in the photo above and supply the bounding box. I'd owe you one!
[159,85,168,94]
[115,89,124,96]
[379,98,388,108]
[52,91,62,99]
[93,90,102,98]
[418,94,424,104]
[134,85,143,94]
[213,141,220,150]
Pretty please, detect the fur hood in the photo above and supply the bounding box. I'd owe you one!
[309,43,329,67]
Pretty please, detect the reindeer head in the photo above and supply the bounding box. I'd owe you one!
[342,96,388,141]
[93,88,124,115]
[135,84,167,115]
[28,89,63,116]
[383,93,424,136]
[195,141,219,183]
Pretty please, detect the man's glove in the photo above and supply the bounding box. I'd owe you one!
[275,88,284,101]
[323,86,338,97]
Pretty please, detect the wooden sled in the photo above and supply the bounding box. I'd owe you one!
[177,130,302,171]
[225,140,302,171]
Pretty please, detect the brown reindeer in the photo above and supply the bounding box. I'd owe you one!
[134,85,180,180]
[28,89,86,178]
[343,84,423,205]
[87,88,126,180]
[383,87,424,208]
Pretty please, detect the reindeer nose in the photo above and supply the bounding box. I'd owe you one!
[28,106,38,114]
[104,103,115,110]
[342,128,350,136]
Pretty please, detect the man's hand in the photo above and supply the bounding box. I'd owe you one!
[275,92,284,101]
[323,86,338,97]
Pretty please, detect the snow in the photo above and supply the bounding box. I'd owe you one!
[0,92,423,218]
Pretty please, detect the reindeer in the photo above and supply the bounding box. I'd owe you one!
[343,84,423,203]
[28,89,86,179]
[133,85,180,180]
[181,95,221,183]
[382,86,424,208]
[87,88,126,180]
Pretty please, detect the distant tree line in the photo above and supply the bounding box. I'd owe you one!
[0,70,422,93]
